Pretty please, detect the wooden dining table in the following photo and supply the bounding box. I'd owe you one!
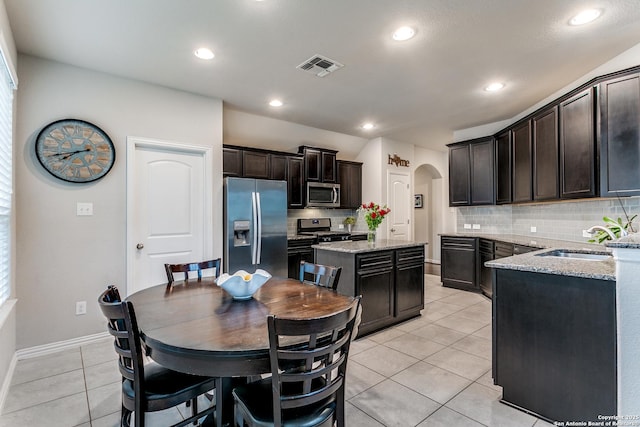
[126,276,356,426]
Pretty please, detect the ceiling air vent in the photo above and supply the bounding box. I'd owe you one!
[296,54,344,77]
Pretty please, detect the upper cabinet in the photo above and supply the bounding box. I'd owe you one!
[300,146,337,183]
[512,121,532,203]
[242,150,270,179]
[532,106,559,201]
[337,160,363,208]
[222,147,243,177]
[495,131,512,204]
[447,137,494,206]
[559,88,596,199]
[287,156,305,208]
[599,73,640,197]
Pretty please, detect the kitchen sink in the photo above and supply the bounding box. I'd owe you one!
[536,250,612,261]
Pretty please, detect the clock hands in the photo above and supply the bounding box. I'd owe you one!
[46,147,91,160]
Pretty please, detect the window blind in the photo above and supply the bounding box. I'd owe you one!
[0,51,14,307]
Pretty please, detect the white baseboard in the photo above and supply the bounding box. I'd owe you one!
[0,352,17,415]
[15,331,110,360]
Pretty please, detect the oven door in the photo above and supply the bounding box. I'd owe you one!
[306,182,340,208]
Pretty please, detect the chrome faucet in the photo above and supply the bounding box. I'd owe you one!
[586,225,625,240]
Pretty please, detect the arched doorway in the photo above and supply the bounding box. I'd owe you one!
[414,164,443,265]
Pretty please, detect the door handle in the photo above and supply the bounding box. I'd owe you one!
[136,243,144,250]
[390,228,396,233]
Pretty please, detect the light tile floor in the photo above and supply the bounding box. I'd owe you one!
[0,274,554,427]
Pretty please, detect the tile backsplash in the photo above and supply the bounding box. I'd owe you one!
[456,196,640,243]
[287,208,363,235]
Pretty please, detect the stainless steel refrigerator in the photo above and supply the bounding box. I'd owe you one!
[223,177,287,277]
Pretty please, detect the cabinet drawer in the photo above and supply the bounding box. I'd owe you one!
[513,244,537,254]
[357,252,393,271]
[442,237,476,249]
[494,242,514,257]
[396,247,424,265]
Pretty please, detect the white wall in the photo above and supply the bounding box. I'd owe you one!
[14,55,223,349]
[0,0,17,403]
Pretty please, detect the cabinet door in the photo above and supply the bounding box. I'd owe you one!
[304,148,321,182]
[512,121,532,203]
[338,161,362,208]
[223,147,242,177]
[441,237,477,290]
[321,151,337,183]
[533,107,559,201]
[600,73,640,196]
[470,138,495,205]
[559,89,596,199]
[242,150,270,179]
[449,144,470,206]
[287,157,304,209]
[270,154,288,181]
[356,252,394,334]
[395,247,424,318]
[495,131,512,204]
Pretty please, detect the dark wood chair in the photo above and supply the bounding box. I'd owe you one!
[231,296,361,427]
[299,261,342,291]
[98,285,218,427]
[165,258,221,286]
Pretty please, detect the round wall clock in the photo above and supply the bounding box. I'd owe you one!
[35,119,115,183]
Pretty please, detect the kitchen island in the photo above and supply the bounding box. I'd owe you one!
[314,239,426,336]
[487,248,616,423]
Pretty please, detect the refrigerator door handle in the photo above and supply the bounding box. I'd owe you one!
[251,192,258,265]
[255,192,262,265]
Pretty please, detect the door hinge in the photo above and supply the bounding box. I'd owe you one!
[407,219,410,224]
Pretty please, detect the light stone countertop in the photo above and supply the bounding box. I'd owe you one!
[312,239,426,254]
[441,233,615,281]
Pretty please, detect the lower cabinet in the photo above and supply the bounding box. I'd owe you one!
[287,238,315,279]
[441,237,479,291]
[315,245,425,337]
[493,269,616,422]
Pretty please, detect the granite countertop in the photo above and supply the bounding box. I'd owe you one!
[312,239,427,254]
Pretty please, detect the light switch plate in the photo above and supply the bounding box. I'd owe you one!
[464,224,471,229]
[472,224,480,230]
[530,226,537,233]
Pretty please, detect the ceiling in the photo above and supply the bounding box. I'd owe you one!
[5,0,640,152]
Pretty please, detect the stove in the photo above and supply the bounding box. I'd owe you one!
[297,218,351,243]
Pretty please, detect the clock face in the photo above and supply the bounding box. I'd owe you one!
[35,119,115,183]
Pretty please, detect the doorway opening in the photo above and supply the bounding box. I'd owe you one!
[414,164,443,265]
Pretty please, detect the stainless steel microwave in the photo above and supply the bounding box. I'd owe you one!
[306,182,340,208]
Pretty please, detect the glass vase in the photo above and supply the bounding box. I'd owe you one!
[367,229,376,244]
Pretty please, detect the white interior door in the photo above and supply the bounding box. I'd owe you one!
[127,137,212,295]
[387,171,411,240]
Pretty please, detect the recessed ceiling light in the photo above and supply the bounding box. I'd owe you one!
[569,9,601,26]
[361,123,375,130]
[392,26,416,41]
[269,99,283,107]
[194,48,215,60]
[485,82,505,92]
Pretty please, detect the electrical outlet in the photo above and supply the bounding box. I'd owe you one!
[583,230,592,238]
[76,202,93,216]
[338,224,344,229]
[472,224,480,230]
[464,224,472,229]
[76,301,87,315]
[530,226,537,233]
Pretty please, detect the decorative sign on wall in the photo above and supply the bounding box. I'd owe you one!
[414,194,423,208]
[388,153,410,167]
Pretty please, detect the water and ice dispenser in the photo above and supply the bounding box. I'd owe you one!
[233,220,250,247]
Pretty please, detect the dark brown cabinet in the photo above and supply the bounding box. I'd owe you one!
[356,252,395,334]
[441,237,478,291]
[599,73,640,197]
[495,131,512,204]
[470,138,495,205]
[532,107,559,201]
[287,156,304,209]
[493,269,616,422]
[222,147,242,177]
[512,121,533,203]
[559,88,596,199]
[242,150,270,179]
[300,146,337,183]
[448,144,471,206]
[269,154,288,181]
[395,247,425,318]
[337,160,362,208]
